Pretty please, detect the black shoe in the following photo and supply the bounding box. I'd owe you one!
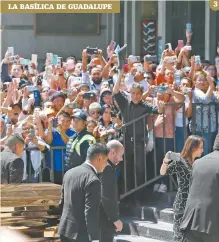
[117,44,127,70]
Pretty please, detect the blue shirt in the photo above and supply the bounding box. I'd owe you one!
[46,128,75,171]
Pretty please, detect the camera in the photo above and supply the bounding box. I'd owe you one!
[144,55,157,63]
[9,56,19,62]
[86,48,98,55]
[154,86,167,94]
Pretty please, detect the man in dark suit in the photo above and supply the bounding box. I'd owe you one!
[1,134,24,184]
[58,143,109,242]
[181,134,219,242]
[99,140,124,242]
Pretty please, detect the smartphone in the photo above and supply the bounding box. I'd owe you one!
[166,43,172,51]
[72,77,82,82]
[52,55,58,65]
[195,55,201,65]
[46,53,53,59]
[144,55,157,62]
[8,47,14,56]
[31,54,38,65]
[178,40,184,49]
[136,65,143,73]
[186,23,192,33]
[129,56,140,63]
[20,59,31,66]
[174,72,181,86]
[33,90,41,107]
[57,57,63,67]
[111,112,117,118]
[109,40,116,51]
[184,87,192,94]
[108,78,114,88]
[83,92,95,99]
[26,85,37,92]
[61,89,68,95]
[154,86,167,94]
[167,152,181,161]
[166,56,178,64]
[36,75,43,86]
[86,47,98,55]
[45,66,53,77]
[52,118,58,128]
[184,45,192,51]
[66,102,78,109]
[29,128,35,138]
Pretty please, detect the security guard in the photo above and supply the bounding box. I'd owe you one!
[65,109,96,170]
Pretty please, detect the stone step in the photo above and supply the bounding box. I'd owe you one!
[122,217,173,241]
[114,234,169,242]
[159,208,174,224]
[120,203,174,224]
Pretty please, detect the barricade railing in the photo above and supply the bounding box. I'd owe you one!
[23,102,219,200]
[120,101,219,198]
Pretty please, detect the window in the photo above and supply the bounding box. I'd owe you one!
[35,13,100,36]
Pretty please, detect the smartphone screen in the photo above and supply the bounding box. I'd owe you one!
[31,54,38,65]
[8,47,14,56]
[186,23,192,32]
[52,118,58,128]
[52,55,58,65]
[109,40,116,51]
[29,128,35,137]
[178,40,184,48]
[33,90,41,107]
[20,59,31,66]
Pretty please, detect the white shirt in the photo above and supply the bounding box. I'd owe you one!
[85,160,98,174]
[175,95,190,127]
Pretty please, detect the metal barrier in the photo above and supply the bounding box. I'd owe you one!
[119,102,219,198]
[23,102,219,199]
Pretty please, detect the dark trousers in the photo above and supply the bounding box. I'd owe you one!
[60,233,90,242]
[182,230,219,242]
[122,140,145,191]
[54,171,64,185]
[100,226,115,242]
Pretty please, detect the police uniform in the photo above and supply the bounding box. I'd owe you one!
[114,91,159,191]
[65,110,96,171]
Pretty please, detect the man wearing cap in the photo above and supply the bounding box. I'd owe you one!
[1,134,25,184]
[65,109,96,171]
[83,91,97,113]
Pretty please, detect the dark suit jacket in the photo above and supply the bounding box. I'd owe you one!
[58,163,101,241]
[1,147,24,184]
[180,150,219,236]
[99,160,119,231]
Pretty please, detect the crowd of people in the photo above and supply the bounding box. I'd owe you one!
[0,29,219,187]
[1,28,219,242]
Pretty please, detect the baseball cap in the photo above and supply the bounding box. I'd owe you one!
[71,109,87,121]
[100,88,112,96]
[78,82,90,90]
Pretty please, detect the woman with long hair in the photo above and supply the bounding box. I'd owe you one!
[160,135,204,242]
